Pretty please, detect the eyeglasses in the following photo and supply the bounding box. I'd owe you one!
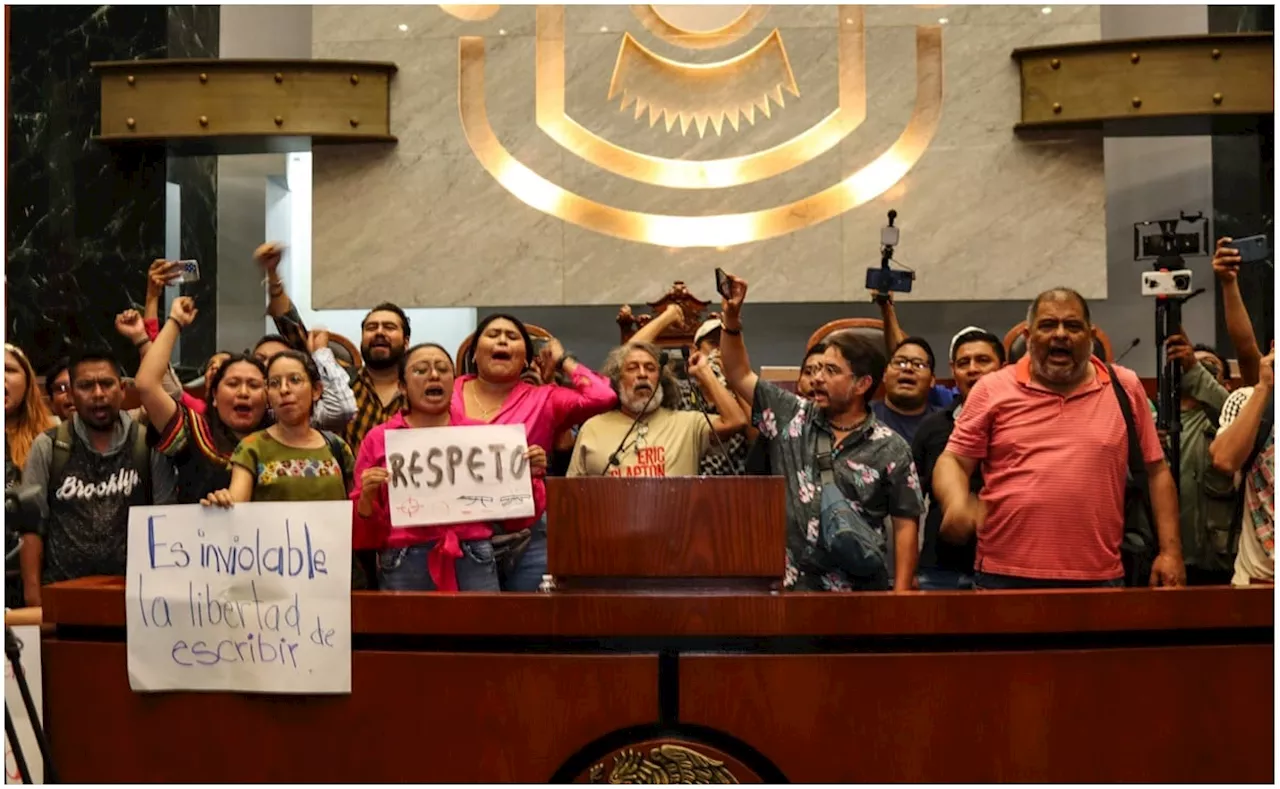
[890,358,930,371]
[51,383,71,395]
[266,373,309,390]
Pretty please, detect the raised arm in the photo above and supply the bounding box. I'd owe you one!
[135,298,200,436]
[688,351,746,437]
[876,293,908,357]
[628,303,683,346]
[307,329,357,430]
[1213,237,1263,385]
[716,272,758,411]
[542,336,619,430]
[1210,346,1274,475]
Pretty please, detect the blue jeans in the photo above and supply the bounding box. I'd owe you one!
[500,516,548,592]
[973,572,1124,590]
[917,568,975,591]
[378,541,500,592]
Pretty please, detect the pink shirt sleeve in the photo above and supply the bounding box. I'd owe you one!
[350,424,391,551]
[547,364,618,435]
[945,375,997,460]
[144,317,160,341]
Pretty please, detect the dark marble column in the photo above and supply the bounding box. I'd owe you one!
[166,5,220,370]
[5,5,219,377]
[1209,5,1274,353]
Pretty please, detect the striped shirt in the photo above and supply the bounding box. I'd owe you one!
[946,356,1163,581]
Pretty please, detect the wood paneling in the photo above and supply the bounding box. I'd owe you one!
[680,647,1274,783]
[546,478,786,580]
[1014,33,1273,130]
[42,642,657,783]
[44,577,1273,638]
[93,58,397,151]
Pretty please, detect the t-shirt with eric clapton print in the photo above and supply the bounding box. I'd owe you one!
[230,430,354,503]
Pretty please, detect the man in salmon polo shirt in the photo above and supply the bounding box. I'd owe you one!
[933,287,1185,589]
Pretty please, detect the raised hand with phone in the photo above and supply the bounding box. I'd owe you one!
[1211,236,1266,386]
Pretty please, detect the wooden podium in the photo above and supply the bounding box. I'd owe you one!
[32,477,1276,783]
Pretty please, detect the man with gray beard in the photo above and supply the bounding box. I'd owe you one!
[567,341,746,477]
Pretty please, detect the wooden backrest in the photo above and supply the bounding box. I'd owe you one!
[617,281,713,351]
[1003,321,1114,364]
[804,318,886,355]
[455,322,552,372]
[326,331,362,371]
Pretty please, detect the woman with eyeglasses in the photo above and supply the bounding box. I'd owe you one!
[455,314,616,590]
[136,297,271,504]
[353,343,548,591]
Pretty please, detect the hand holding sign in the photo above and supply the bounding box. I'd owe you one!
[384,424,536,527]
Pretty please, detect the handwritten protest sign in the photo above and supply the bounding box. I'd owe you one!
[125,502,352,694]
[5,626,42,784]
[385,424,535,527]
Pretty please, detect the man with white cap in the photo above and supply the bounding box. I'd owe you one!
[679,317,751,475]
[911,327,1006,590]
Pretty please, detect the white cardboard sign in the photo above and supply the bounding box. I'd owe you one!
[384,424,535,527]
[125,502,352,694]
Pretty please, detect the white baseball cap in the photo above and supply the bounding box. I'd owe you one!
[694,318,722,346]
[949,326,989,359]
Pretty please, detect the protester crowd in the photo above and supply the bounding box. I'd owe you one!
[5,238,1273,603]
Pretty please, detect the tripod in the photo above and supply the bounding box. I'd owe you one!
[5,626,57,784]
[1152,252,1204,491]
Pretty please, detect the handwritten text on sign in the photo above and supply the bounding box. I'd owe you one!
[385,424,535,527]
[125,502,352,694]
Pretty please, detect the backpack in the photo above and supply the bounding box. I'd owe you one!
[1106,365,1157,587]
[47,419,153,506]
[319,430,354,494]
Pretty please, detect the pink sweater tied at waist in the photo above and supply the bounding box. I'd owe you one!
[350,411,547,591]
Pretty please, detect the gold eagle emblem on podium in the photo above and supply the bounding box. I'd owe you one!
[589,744,739,784]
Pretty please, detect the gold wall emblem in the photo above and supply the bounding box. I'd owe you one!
[589,744,739,784]
[608,30,799,136]
[454,5,944,247]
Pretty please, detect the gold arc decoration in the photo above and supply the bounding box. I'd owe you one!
[630,5,770,50]
[535,5,868,189]
[588,744,739,784]
[608,30,799,138]
[457,25,943,248]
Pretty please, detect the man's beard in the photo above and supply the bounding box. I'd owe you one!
[621,385,662,415]
[362,343,404,371]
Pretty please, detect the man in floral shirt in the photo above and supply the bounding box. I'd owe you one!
[716,272,924,592]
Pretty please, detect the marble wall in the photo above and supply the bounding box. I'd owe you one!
[311,4,1105,309]
[6,5,218,375]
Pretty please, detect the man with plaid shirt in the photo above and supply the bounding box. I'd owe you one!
[257,243,408,454]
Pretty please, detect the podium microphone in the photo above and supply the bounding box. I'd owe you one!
[600,351,668,476]
[1114,337,1141,365]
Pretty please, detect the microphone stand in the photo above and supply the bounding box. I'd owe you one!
[600,380,662,476]
[689,383,740,476]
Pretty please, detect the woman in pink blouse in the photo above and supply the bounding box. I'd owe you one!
[453,314,617,589]
[354,342,548,591]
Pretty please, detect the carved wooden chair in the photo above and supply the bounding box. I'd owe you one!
[325,331,363,372]
[617,281,714,354]
[1003,321,1114,364]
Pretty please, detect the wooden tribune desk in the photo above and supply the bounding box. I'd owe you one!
[38,479,1275,784]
